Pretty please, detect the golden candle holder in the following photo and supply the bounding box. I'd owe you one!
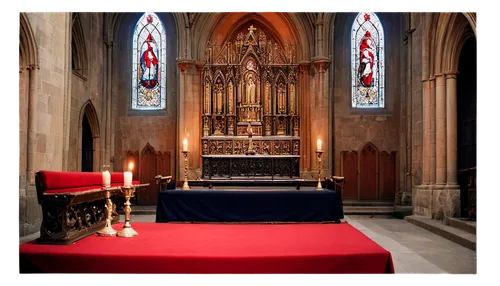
[117,186,138,238]
[181,150,190,190]
[97,189,117,236]
[315,150,324,190]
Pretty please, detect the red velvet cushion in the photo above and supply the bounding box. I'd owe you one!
[43,185,103,194]
[39,171,102,190]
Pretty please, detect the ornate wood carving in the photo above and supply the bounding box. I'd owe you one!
[201,23,301,177]
[202,156,299,179]
[360,143,378,200]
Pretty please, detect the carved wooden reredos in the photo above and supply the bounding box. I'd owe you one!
[202,22,300,156]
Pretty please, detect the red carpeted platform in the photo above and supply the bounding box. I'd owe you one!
[19,222,394,274]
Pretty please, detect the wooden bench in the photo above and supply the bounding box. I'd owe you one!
[35,171,142,244]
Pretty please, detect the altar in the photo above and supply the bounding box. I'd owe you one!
[201,24,301,179]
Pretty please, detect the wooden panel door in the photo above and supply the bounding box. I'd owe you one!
[359,143,378,200]
[139,144,157,205]
[342,151,358,200]
[157,151,171,177]
[379,151,396,201]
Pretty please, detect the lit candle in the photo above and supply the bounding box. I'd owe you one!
[102,170,111,187]
[183,138,188,151]
[317,139,322,151]
[124,162,134,187]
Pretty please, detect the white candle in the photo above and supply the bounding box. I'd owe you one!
[124,172,133,187]
[102,171,111,187]
[317,139,322,151]
[183,138,188,151]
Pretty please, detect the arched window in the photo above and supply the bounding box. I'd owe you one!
[351,12,385,108]
[132,12,166,110]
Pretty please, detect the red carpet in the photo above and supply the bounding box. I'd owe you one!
[19,222,394,273]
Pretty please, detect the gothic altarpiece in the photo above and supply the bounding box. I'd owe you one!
[201,24,300,178]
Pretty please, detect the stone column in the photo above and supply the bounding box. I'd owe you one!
[445,72,459,187]
[299,61,311,172]
[445,71,460,218]
[421,79,431,186]
[431,74,446,220]
[104,42,113,168]
[435,74,447,186]
[429,77,436,186]
[26,65,39,185]
[312,58,330,176]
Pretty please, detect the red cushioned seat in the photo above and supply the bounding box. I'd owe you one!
[38,171,103,193]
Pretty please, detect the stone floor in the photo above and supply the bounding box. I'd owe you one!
[19,215,476,274]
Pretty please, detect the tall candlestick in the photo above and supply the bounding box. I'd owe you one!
[183,138,188,152]
[317,139,322,151]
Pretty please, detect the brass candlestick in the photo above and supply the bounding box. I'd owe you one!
[181,150,190,190]
[97,189,117,236]
[117,186,138,237]
[315,150,324,190]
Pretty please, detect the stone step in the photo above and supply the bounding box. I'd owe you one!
[343,206,394,217]
[405,215,476,251]
[444,217,476,235]
[343,201,394,207]
[393,205,413,219]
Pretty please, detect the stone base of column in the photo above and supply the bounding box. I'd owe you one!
[431,184,445,220]
[412,185,432,217]
[444,188,461,219]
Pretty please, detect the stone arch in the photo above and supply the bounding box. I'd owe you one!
[16,10,39,185]
[78,100,100,171]
[418,12,476,219]
[192,12,311,63]
[72,13,88,79]
[19,13,38,70]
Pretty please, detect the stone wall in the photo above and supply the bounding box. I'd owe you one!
[112,13,178,176]
[20,12,71,236]
[331,13,402,195]
[68,13,105,172]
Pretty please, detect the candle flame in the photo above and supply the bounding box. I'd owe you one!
[128,162,134,171]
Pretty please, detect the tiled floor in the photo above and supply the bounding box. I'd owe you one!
[20,215,476,274]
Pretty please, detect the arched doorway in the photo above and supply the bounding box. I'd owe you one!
[78,101,100,172]
[81,114,93,172]
[457,37,476,218]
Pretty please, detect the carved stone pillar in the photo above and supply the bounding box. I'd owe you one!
[429,77,436,186]
[435,74,447,187]
[26,64,39,185]
[312,58,330,176]
[445,72,459,187]
[444,71,460,218]
[177,59,199,180]
[299,61,311,171]
[421,79,431,186]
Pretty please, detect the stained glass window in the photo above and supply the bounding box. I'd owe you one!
[351,12,385,108]
[132,13,166,110]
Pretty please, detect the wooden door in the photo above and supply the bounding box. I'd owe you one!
[379,151,396,201]
[139,144,157,205]
[157,151,171,177]
[359,143,378,200]
[342,151,358,200]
